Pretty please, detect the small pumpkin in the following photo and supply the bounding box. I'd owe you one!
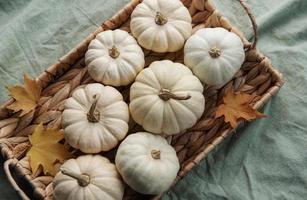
[85,29,145,86]
[62,83,129,153]
[115,132,179,195]
[184,27,245,86]
[130,0,192,53]
[53,155,124,200]
[129,60,205,135]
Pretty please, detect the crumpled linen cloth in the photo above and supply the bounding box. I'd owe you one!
[0,0,306,199]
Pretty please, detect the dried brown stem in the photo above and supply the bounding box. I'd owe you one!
[61,168,90,187]
[155,12,167,25]
[159,89,191,101]
[209,47,222,58]
[109,45,120,58]
[151,149,161,159]
[87,94,101,123]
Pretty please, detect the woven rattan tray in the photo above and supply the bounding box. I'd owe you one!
[0,0,284,199]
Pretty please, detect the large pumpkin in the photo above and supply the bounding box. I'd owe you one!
[130,0,192,53]
[53,155,124,200]
[115,132,179,195]
[85,29,145,86]
[62,83,129,153]
[129,60,205,135]
[184,27,245,86]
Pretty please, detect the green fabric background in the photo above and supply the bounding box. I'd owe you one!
[0,0,306,199]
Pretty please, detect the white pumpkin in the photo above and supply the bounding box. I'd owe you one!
[62,83,129,153]
[130,0,192,53]
[184,27,245,86]
[129,60,205,135]
[85,29,145,86]
[53,155,124,200]
[115,132,179,195]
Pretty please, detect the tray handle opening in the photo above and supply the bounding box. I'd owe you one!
[4,159,32,200]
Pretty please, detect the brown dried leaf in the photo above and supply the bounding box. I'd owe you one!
[27,124,72,176]
[215,89,266,128]
[7,74,42,116]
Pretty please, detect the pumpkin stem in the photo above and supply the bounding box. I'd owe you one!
[209,47,222,58]
[159,88,191,101]
[61,168,90,187]
[155,12,167,25]
[109,45,120,58]
[87,94,101,123]
[151,149,161,159]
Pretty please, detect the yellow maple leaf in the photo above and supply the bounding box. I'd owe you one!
[7,74,41,116]
[26,124,72,176]
[215,89,266,128]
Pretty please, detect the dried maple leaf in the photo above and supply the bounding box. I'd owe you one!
[26,124,71,176]
[7,74,41,116]
[215,89,266,128]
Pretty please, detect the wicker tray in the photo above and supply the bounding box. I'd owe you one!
[0,0,284,199]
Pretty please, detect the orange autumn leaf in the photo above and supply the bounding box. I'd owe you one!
[215,89,266,128]
[7,74,41,116]
[26,124,72,176]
